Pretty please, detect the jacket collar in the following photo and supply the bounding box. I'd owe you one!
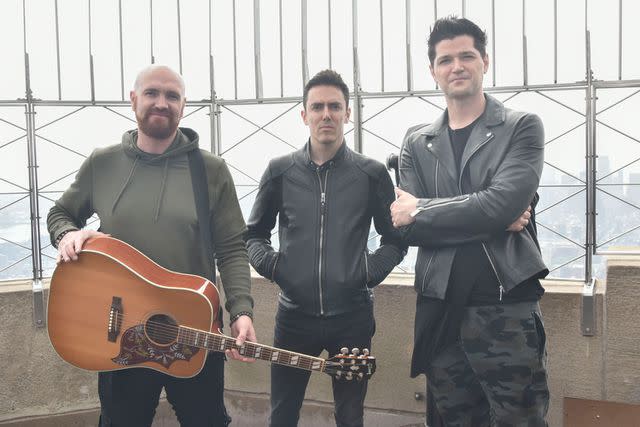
[420,94,504,184]
[301,138,349,168]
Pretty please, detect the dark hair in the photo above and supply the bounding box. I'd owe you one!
[427,16,487,65]
[303,69,350,109]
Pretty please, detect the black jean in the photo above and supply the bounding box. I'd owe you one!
[98,352,230,427]
[269,304,375,427]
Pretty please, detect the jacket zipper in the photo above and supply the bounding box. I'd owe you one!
[363,250,369,285]
[481,243,505,301]
[316,167,330,315]
[457,132,505,300]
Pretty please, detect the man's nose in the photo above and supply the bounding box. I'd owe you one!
[321,106,331,119]
[452,58,464,72]
[155,95,169,109]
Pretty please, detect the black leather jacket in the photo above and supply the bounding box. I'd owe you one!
[247,141,405,316]
[399,94,548,299]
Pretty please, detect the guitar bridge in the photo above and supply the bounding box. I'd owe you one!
[107,296,123,342]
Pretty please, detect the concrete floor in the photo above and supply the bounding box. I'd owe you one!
[0,390,426,427]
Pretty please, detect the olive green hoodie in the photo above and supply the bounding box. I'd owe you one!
[47,127,253,319]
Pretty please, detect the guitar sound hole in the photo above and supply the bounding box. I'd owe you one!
[144,314,178,345]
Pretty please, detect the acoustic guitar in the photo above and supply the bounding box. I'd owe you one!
[47,236,376,380]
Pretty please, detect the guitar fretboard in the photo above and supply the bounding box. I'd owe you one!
[177,326,326,372]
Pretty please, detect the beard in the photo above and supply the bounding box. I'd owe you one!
[137,109,179,140]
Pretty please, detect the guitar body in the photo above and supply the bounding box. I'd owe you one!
[48,236,220,378]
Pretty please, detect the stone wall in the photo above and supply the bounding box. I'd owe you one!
[1,257,639,426]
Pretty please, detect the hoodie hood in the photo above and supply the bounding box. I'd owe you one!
[112,127,200,221]
[122,127,199,162]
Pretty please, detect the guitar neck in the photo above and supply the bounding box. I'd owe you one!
[177,326,326,373]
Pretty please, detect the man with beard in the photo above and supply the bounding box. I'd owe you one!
[47,65,256,427]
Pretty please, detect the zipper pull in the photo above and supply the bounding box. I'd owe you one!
[499,285,504,301]
[321,192,326,214]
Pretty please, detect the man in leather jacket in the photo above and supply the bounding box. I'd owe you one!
[391,17,550,426]
[247,69,405,427]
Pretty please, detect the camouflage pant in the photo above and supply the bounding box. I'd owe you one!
[426,301,549,427]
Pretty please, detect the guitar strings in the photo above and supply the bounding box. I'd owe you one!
[106,313,363,371]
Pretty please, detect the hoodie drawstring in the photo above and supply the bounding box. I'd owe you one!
[111,157,139,214]
[154,158,169,222]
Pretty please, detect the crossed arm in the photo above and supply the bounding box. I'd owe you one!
[391,114,544,247]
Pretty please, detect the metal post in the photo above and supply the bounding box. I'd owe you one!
[522,0,528,86]
[352,0,362,153]
[584,30,595,284]
[24,51,46,328]
[118,0,124,100]
[253,0,263,99]
[301,0,309,85]
[405,0,412,92]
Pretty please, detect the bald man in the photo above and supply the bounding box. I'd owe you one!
[47,65,255,427]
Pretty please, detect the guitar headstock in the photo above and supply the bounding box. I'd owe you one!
[324,347,376,381]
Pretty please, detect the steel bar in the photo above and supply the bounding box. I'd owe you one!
[253,0,263,99]
[548,254,586,274]
[596,222,640,249]
[596,157,640,183]
[177,0,183,74]
[595,186,640,211]
[491,0,496,86]
[54,0,62,100]
[462,0,465,17]
[89,0,95,101]
[36,107,86,131]
[522,0,528,86]
[535,90,586,116]
[618,0,622,80]
[405,0,412,91]
[118,0,124,101]
[553,0,557,83]
[279,0,283,97]
[585,29,595,282]
[537,222,585,249]
[536,187,585,215]
[0,178,28,192]
[379,0,384,92]
[301,0,309,85]
[544,122,585,147]
[232,0,238,99]
[328,0,333,70]
[595,89,640,116]
[596,119,640,146]
[352,0,363,153]
[150,0,154,63]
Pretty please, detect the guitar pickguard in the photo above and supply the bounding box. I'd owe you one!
[112,324,200,368]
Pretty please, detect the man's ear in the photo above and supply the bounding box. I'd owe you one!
[483,54,489,73]
[301,108,308,125]
[130,90,137,111]
[429,64,436,80]
[344,106,351,123]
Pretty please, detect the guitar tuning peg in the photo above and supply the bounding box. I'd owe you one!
[340,347,349,355]
[346,372,353,380]
[362,348,370,356]
[357,373,364,381]
[335,371,342,379]
[351,347,359,356]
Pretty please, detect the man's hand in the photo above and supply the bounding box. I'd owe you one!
[390,188,418,228]
[56,229,109,263]
[226,315,257,363]
[506,206,532,232]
